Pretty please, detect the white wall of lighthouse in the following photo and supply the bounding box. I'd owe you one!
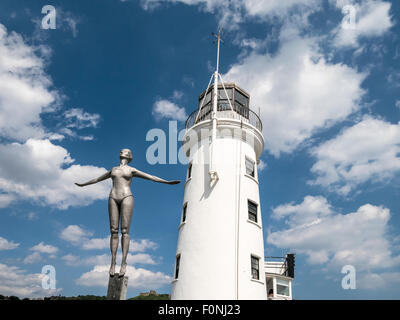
[171,116,266,300]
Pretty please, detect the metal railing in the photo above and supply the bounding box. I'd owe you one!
[185,102,263,132]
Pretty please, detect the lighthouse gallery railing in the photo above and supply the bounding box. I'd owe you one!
[185,103,263,132]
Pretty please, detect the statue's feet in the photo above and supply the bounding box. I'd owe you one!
[119,263,127,277]
[109,263,116,277]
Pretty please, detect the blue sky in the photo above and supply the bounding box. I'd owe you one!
[0,0,399,299]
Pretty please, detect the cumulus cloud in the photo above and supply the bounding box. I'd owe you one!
[76,264,172,288]
[152,99,187,122]
[224,31,367,156]
[60,225,92,245]
[257,159,267,172]
[60,225,158,252]
[242,0,320,19]
[0,23,107,209]
[140,0,320,29]
[332,0,394,48]
[0,23,57,141]
[0,139,110,209]
[0,263,61,298]
[62,252,157,267]
[64,108,101,129]
[23,242,59,264]
[0,236,19,250]
[23,252,43,264]
[309,116,400,195]
[30,242,58,254]
[268,196,400,270]
[358,272,400,290]
[0,194,15,208]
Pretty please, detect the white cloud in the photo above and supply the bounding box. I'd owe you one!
[358,272,400,290]
[224,31,367,156]
[0,236,19,250]
[30,242,58,254]
[60,225,92,245]
[62,252,157,266]
[309,116,400,195]
[83,237,158,252]
[0,23,57,141]
[76,264,172,289]
[140,0,321,29]
[268,196,400,271]
[0,194,15,208]
[396,100,400,110]
[23,252,43,264]
[257,159,267,172]
[0,23,107,209]
[23,242,58,264]
[0,263,61,298]
[64,108,100,129]
[0,139,110,209]
[332,0,394,48]
[152,99,187,122]
[243,0,320,18]
[271,195,332,227]
[60,225,158,252]
[26,212,38,220]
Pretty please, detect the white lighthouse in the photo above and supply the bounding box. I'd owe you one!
[171,30,292,300]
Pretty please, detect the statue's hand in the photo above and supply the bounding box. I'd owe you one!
[75,183,84,187]
[168,180,181,185]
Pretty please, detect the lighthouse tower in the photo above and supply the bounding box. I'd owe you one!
[171,30,266,300]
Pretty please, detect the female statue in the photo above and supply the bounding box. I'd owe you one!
[75,149,180,277]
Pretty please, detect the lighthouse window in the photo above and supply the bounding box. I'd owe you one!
[248,200,258,223]
[251,256,260,280]
[245,157,255,177]
[175,255,181,279]
[182,203,187,222]
[187,163,192,179]
[276,278,290,296]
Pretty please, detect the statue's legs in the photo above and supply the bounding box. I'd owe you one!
[108,197,120,276]
[119,196,134,276]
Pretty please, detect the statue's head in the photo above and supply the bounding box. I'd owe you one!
[120,149,133,163]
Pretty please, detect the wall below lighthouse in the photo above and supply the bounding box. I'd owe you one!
[171,120,266,300]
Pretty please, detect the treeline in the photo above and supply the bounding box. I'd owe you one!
[0,293,170,300]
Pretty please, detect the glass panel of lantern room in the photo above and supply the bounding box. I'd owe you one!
[217,88,232,111]
[234,89,249,119]
[198,89,212,122]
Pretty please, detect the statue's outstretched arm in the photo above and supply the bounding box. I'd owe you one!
[75,170,112,187]
[132,169,180,185]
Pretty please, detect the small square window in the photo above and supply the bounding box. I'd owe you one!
[276,279,290,296]
[175,255,181,279]
[248,200,258,223]
[251,255,259,280]
[245,157,255,177]
[182,203,187,223]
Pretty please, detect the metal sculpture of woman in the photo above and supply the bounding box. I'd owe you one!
[75,149,180,277]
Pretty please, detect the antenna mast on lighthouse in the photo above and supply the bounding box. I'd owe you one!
[209,28,223,182]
